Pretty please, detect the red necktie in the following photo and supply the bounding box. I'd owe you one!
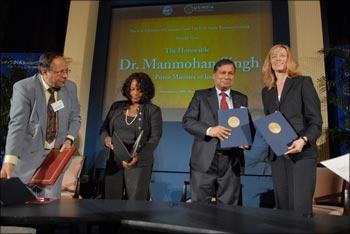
[220,92,229,110]
[46,88,57,143]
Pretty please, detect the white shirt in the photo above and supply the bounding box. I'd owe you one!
[215,87,233,109]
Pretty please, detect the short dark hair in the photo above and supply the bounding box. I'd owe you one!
[213,58,236,73]
[122,72,155,104]
[39,52,64,70]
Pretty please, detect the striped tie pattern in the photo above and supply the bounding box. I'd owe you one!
[220,92,229,110]
[46,88,57,143]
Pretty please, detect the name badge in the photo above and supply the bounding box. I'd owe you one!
[51,100,64,112]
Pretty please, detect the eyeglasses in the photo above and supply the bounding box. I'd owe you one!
[50,68,71,76]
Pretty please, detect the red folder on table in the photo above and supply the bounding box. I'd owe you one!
[29,147,77,186]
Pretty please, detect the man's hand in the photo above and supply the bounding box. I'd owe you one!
[208,125,231,141]
[122,154,139,169]
[285,138,306,155]
[0,162,15,179]
[104,136,114,150]
[60,138,73,152]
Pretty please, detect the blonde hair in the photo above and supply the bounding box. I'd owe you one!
[262,44,301,89]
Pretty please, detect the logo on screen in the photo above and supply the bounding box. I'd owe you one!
[162,6,173,16]
[184,4,214,15]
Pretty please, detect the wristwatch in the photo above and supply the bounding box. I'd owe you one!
[300,136,308,144]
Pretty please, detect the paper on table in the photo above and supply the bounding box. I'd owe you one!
[320,153,349,182]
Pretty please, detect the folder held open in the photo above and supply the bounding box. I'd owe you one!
[112,130,143,162]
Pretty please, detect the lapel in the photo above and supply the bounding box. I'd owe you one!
[136,104,144,136]
[206,88,219,120]
[280,77,294,105]
[33,74,47,134]
[57,86,69,133]
[109,103,125,134]
[230,90,242,108]
[268,87,279,111]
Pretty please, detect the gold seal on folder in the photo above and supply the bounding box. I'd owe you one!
[228,116,240,128]
[268,122,281,134]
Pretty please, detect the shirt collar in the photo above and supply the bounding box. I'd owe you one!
[39,74,60,92]
[39,74,51,91]
[215,87,230,97]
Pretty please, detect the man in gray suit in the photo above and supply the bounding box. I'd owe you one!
[0,52,81,198]
[182,59,247,205]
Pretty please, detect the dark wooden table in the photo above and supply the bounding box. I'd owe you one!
[1,199,348,233]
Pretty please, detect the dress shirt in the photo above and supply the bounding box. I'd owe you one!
[206,88,233,135]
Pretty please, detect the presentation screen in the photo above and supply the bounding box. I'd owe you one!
[104,1,273,121]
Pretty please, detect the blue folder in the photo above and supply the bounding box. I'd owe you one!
[253,111,298,156]
[218,108,252,148]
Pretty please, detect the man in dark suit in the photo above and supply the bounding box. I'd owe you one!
[182,59,248,205]
[0,52,81,198]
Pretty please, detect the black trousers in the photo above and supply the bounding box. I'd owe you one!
[104,164,152,200]
[191,150,241,205]
[271,156,317,216]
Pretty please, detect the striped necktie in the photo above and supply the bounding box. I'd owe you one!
[46,88,57,143]
[220,92,229,110]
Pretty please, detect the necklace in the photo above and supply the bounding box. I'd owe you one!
[125,109,138,126]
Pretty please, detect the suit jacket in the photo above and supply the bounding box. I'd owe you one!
[100,101,163,168]
[261,76,322,160]
[182,88,248,173]
[5,73,81,182]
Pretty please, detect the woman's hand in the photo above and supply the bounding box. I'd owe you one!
[285,138,306,155]
[104,136,114,150]
[122,154,139,169]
